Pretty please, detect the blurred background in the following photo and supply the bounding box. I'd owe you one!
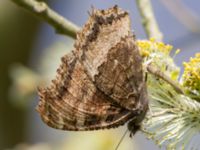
[0,0,200,149]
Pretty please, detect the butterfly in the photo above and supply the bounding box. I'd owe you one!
[37,5,148,136]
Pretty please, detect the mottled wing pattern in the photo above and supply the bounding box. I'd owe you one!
[94,35,145,110]
[37,6,148,132]
[37,52,134,131]
[75,6,130,79]
[75,6,146,110]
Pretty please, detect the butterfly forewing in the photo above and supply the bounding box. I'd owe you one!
[75,6,130,79]
[75,6,146,111]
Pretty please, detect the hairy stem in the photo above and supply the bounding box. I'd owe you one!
[11,0,80,39]
[136,0,163,41]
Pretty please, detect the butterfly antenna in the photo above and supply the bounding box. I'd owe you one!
[115,129,129,150]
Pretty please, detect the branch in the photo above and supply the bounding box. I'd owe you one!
[11,0,80,39]
[147,64,184,94]
[136,0,163,41]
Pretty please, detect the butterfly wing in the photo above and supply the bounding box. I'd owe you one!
[37,52,133,131]
[75,6,147,110]
[93,35,147,110]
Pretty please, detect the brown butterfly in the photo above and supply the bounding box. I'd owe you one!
[36,5,148,136]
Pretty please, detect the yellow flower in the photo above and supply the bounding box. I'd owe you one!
[137,38,174,57]
[137,39,180,80]
[138,40,200,150]
[182,53,200,92]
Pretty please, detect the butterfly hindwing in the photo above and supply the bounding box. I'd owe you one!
[37,52,134,131]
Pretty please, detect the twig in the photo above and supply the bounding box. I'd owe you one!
[147,64,184,94]
[135,0,184,94]
[135,0,163,41]
[11,0,80,39]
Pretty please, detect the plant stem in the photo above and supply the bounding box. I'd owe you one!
[11,0,80,39]
[147,64,184,94]
[135,0,185,94]
[135,0,163,41]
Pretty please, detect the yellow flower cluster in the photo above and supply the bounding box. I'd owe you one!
[138,39,200,149]
[182,53,200,92]
[137,38,180,80]
[137,38,173,57]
